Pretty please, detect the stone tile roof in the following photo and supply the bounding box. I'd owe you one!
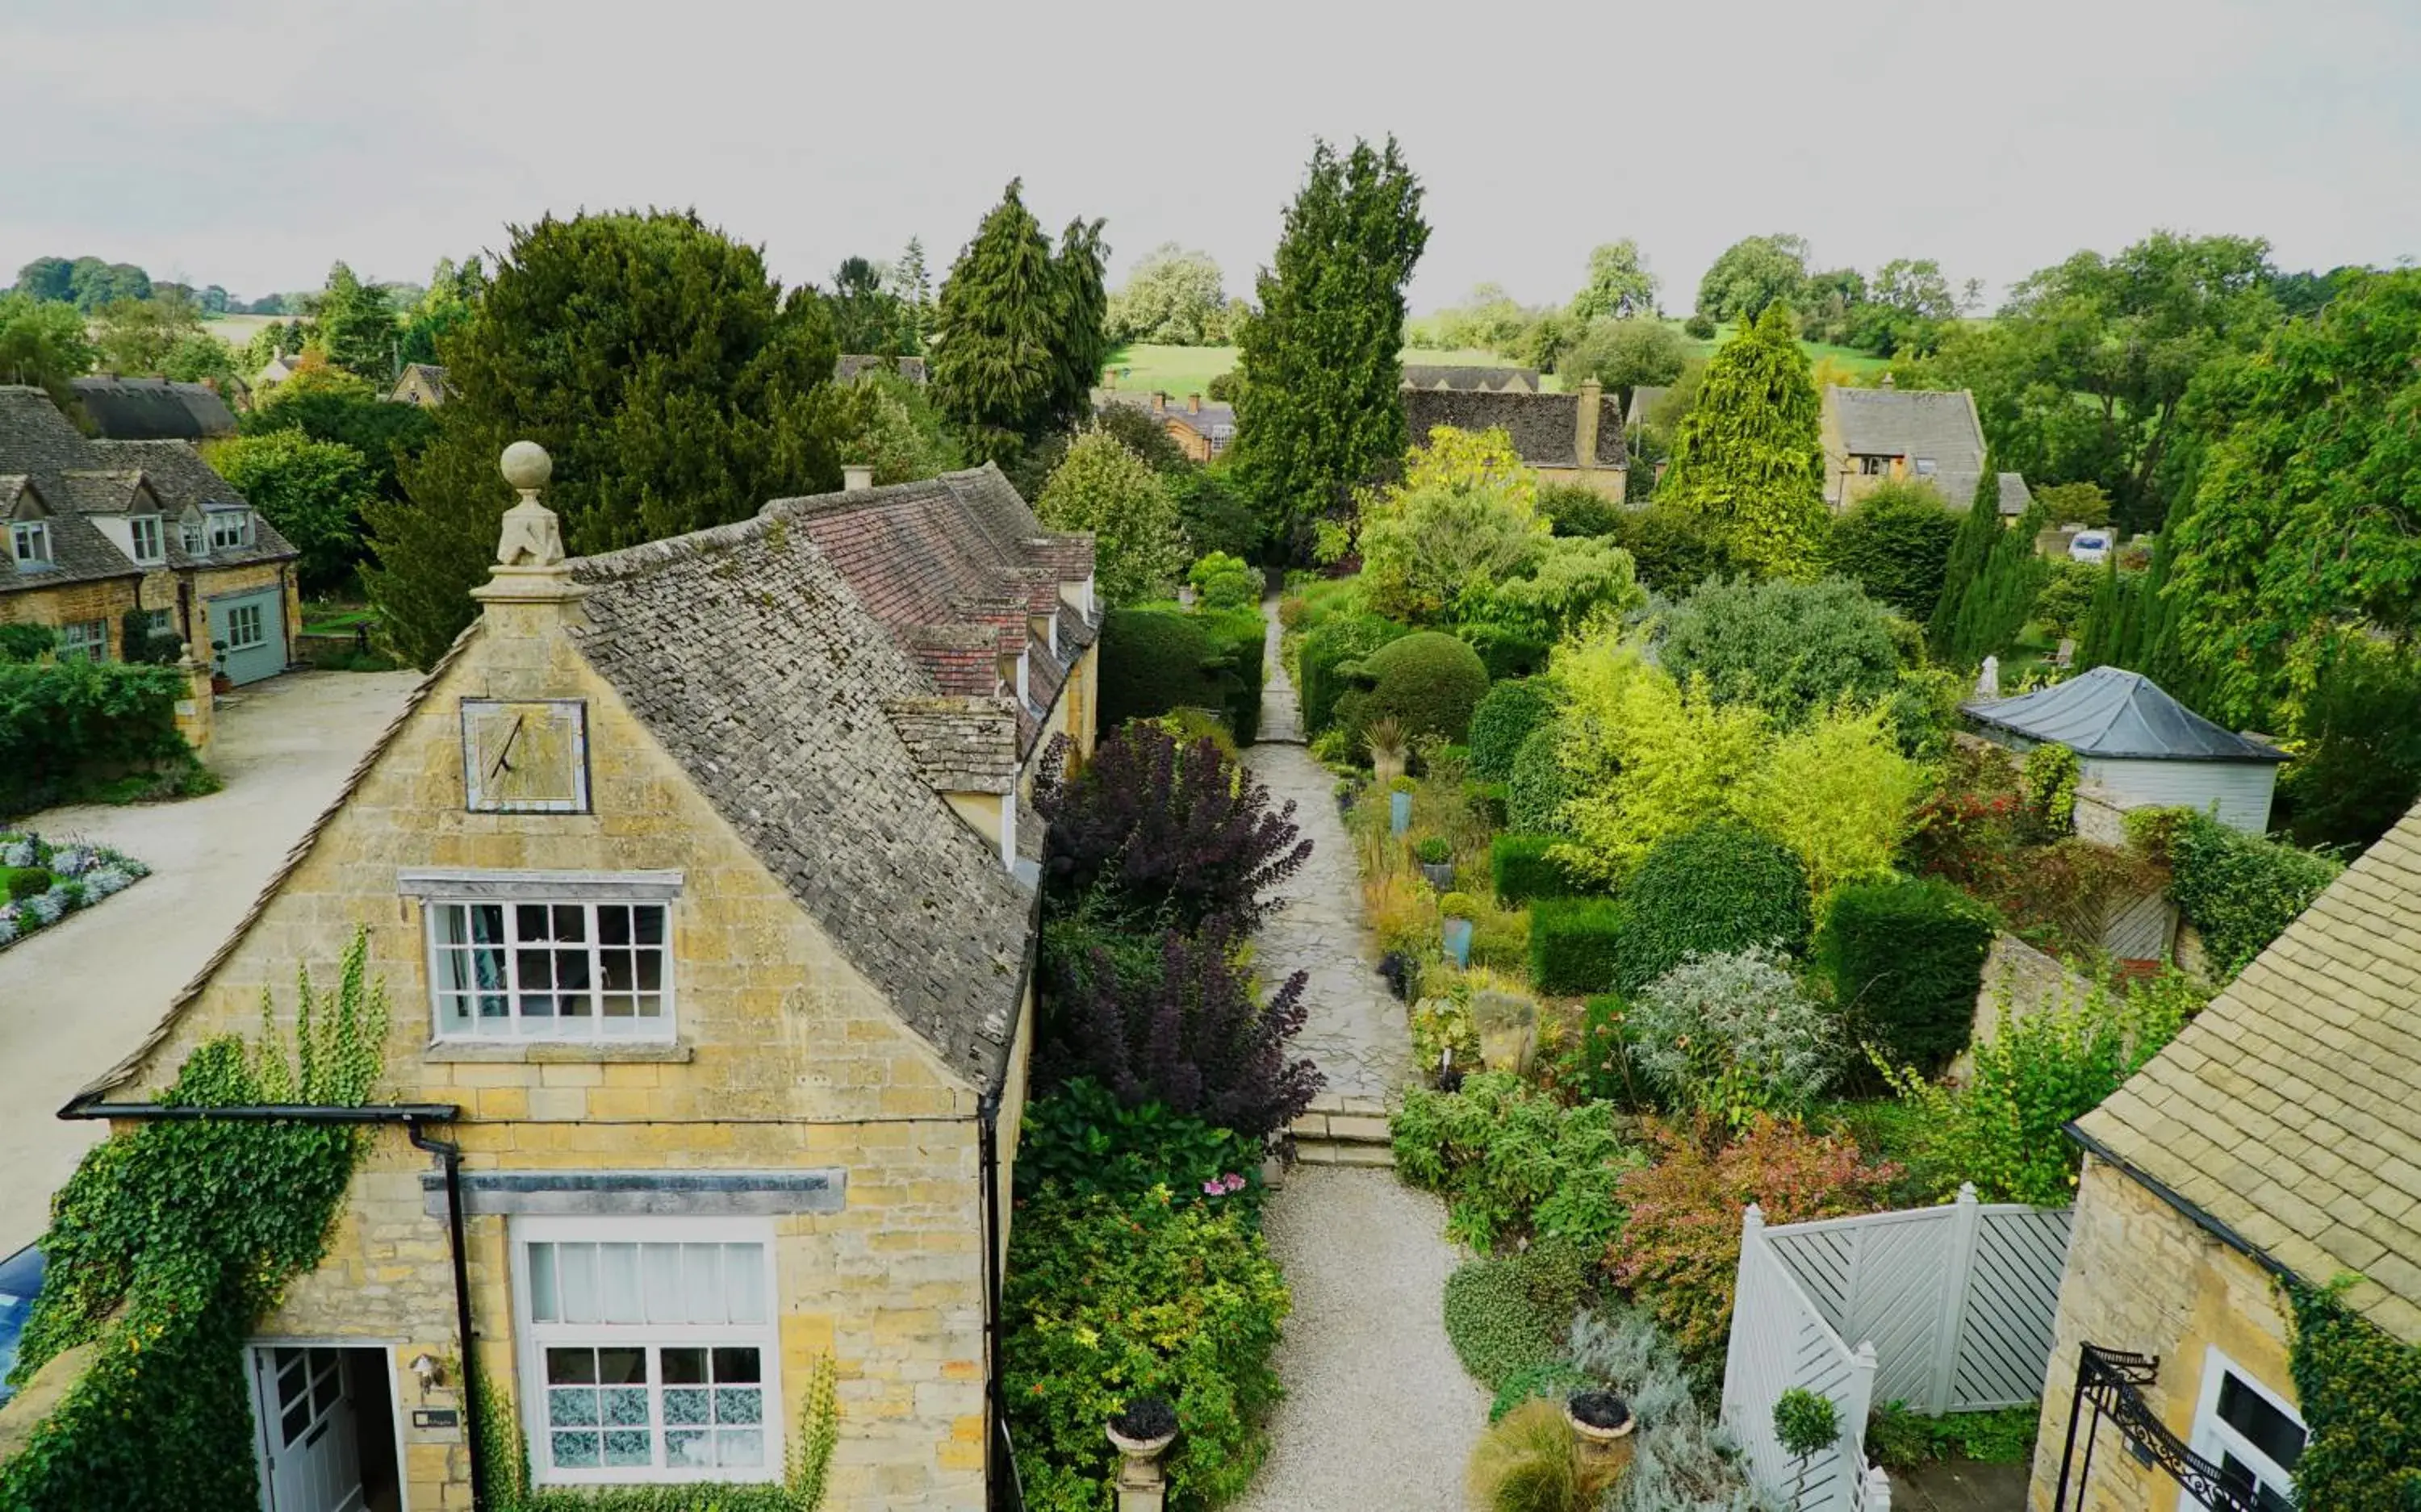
[1825,386,1989,507]
[835,354,927,385]
[1964,665,2290,764]
[569,510,1039,1092]
[387,363,450,403]
[2076,800,2421,1344]
[69,376,238,439]
[1403,388,1627,470]
[1401,365,1540,393]
[0,387,296,593]
[1997,471,2034,518]
[1624,384,1669,428]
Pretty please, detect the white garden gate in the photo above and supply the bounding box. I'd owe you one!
[1721,1185,2074,1511]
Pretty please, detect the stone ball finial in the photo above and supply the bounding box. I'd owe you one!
[500,440,552,493]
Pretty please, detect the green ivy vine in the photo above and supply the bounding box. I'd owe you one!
[2021,741,2080,836]
[0,929,389,1511]
[475,1351,840,1511]
[2285,1278,2421,1512]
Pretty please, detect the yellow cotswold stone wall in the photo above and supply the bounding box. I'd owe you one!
[110,600,1009,1512]
[2027,1156,2298,1512]
[191,560,301,658]
[0,575,140,654]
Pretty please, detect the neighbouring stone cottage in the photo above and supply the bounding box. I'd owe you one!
[2028,800,2421,1511]
[8,449,1098,1511]
[1401,382,1629,499]
[0,385,299,683]
[1102,391,1236,462]
[387,363,451,407]
[1819,382,2032,516]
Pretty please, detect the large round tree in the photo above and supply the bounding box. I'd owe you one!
[363,210,838,668]
[1657,305,1827,578]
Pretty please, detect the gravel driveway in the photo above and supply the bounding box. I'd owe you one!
[0,668,419,1245]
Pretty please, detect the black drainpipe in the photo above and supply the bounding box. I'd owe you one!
[977,1088,1009,1510]
[61,1097,480,1509]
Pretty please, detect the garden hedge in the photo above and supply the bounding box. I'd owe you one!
[1491,833,1583,904]
[1814,875,1995,1074]
[0,661,191,819]
[1097,606,1261,746]
[1469,678,1555,782]
[1297,612,1410,736]
[1531,897,1628,995]
[1195,605,1265,746]
[1454,624,1549,683]
[1353,631,1490,746]
[1507,724,1571,834]
[1612,822,1812,993]
[2133,808,2342,980]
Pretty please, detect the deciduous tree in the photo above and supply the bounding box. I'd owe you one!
[1569,239,1659,321]
[1035,428,1182,608]
[205,430,381,594]
[1230,136,1428,556]
[1106,244,1228,345]
[311,261,400,381]
[1556,317,1686,400]
[0,292,95,403]
[1695,233,1808,322]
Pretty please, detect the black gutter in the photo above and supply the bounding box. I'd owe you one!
[2065,1121,2299,1285]
[978,1088,1009,1510]
[61,1098,482,1510]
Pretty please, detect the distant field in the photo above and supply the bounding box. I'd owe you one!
[1104,327,1889,400]
[201,312,285,348]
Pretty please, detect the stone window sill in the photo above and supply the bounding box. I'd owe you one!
[422,1041,695,1064]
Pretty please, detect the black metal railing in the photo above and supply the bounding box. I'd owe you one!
[2053,1344,2263,1512]
[989,1413,1027,1512]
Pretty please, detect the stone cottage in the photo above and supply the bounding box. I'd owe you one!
[1402,382,1629,499]
[23,448,1098,1511]
[0,385,300,683]
[1103,391,1236,462]
[1819,382,2032,516]
[2028,800,2421,1511]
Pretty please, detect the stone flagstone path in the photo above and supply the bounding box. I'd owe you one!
[1230,597,1484,1512]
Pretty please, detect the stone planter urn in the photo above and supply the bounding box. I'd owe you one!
[1567,1392,1636,1490]
[1420,860,1455,890]
[1107,1401,1178,1512]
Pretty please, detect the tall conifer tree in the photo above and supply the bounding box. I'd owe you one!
[931,181,1089,464]
[1047,217,1110,435]
[1230,136,1428,557]
[363,211,837,668]
[1927,462,2007,657]
[1657,305,1828,577]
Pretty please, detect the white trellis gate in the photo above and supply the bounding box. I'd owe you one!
[1721,1185,2074,1511]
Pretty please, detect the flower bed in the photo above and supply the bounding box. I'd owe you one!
[0,832,148,951]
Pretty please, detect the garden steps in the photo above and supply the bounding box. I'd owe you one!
[1290,1093,1395,1167]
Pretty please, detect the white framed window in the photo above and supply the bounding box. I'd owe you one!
[10,520,50,569]
[512,1218,780,1485]
[146,607,177,639]
[209,508,253,550]
[2182,1346,2305,1512]
[59,618,109,663]
[1913,457,1938,477]
[1858,454,1892,476]
[181,517,206,555]
[128,514,165,565]
[424,898,673,1041]
[222,600,266,651]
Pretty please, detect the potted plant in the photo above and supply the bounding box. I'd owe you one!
[1386,775,1415,835]
[1413,837,1454,890]
[1106,1394,1179,1493]
[1438,892,1477,967]
[1772,1386,1839,1509]
[209,639,232,694]
[1567,1389,1637,1488]
[1366,716,1408,783]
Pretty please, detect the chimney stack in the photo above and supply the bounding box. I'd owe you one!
[1574,379,1604,473]
[843,464,874,491]
[1186,392,1202,414]
[1149,392,1166,413]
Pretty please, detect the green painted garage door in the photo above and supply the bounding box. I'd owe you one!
[209,587,287,685]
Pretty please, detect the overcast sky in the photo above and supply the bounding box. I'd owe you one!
[6,0,2417,315]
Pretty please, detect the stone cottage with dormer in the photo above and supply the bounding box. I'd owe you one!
[10,449,1098,1511]
[0,386,301,683]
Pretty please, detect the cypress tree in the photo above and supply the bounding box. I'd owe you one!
[1657,304,1828,578]
[1927,462,2005,658]
[2076,558,2126,672]
[1231,136,1428,558]
[930,181,1071,464]
[363,210,837,669]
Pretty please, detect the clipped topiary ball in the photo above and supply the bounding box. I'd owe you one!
[1357,631,1490,746]
[1613,821,1811,992]
[1468,678,1556,782]
[1507,725,1571,834]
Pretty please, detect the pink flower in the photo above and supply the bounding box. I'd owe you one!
[1221,1172,1248,1193]
[1202,1180,1225,1197]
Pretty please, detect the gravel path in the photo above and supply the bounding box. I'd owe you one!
[1230,597,1482,1510]
[1231,1167,1485,1512]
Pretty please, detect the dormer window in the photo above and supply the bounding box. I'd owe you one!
[182,519,205,554]
[208,507,253,551]
[128,515,165,566]
[10,520,51,570]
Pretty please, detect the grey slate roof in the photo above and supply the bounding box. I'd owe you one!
[1403,388,1628,470]
[1826,386,1989,508]
[835,354,928,385]
[1400,365,1540,393]
[1624,384,1670,428]
[1963,665,2289,764]
[387,364,449,404]
[0,386,296,594]
[70,377,237,439]
[567,503,1039,1092]
[1996,471,2034,517]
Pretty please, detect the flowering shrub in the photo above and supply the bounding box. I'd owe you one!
[1014,1078,1266,1216]
[1035,725,1311,934]
[1003,1185,1288,1512]
[1041,921,1320,1141]
[1392,1071,1640,1251]
[1627,947,1843,1127]
[1609,1117,1900,1373]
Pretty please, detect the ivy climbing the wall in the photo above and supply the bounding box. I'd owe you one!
[2285,1279,2421,1512]
[0,930,388,1510]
